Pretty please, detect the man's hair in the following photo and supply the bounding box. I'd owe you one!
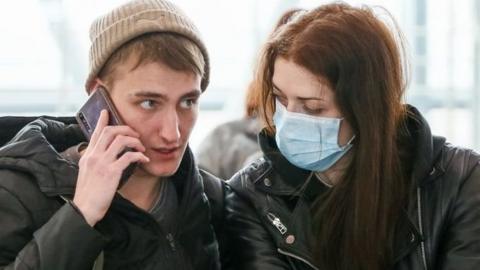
[97,33,205,89]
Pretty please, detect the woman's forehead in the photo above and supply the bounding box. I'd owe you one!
[272,58,332,100]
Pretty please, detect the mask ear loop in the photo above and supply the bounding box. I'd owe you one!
[337,135,356,151]
[338,117,356,148]
[346,135,356,145]
[275,98,286,113]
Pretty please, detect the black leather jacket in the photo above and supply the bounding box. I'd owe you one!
[0,117,222,270]
[223,106,480,270]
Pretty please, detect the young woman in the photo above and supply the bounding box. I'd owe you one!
[223,3,480,270]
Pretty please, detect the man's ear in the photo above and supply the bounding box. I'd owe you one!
[88,78,106,94]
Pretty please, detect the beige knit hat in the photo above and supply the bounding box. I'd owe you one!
[85,0,210,92]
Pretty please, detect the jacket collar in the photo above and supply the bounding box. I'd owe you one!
[0,116,78,147]
[404,105,446,186]
[0,117,84,196]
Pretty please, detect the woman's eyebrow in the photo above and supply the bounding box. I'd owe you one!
[273,83,325,101]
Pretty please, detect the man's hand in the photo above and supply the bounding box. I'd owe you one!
[73,110,150,226]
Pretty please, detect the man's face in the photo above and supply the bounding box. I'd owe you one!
[101,55,201,177]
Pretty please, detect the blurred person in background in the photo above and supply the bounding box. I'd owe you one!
[195,81,262,179]
[223,3,480,270]
[195,10,301,180]
[0,0,223,269]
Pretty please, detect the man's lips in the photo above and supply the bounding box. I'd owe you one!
[150,146,180,155]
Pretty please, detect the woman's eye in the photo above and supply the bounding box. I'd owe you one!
[180,98,198,109]
[140,100,156,110]
[304,106,324,114]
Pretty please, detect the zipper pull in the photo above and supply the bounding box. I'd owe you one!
[166,233,176,251]
[267,212,288,235]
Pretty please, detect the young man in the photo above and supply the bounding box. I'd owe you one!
[0,0,223,269]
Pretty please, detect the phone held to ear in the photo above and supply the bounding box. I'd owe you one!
[76,86,137,188]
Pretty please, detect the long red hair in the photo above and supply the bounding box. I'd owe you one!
[255,4,410,269]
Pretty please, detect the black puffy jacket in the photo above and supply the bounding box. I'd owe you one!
[223,106,480,270]
[0,117,223,270]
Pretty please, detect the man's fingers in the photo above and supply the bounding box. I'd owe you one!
[114,151,150,171]
[90,110,109,145]
[94,125,140,152]
[104,135,146,161]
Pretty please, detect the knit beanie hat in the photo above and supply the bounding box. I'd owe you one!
[85,0,209,92]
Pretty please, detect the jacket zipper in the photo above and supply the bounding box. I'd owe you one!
[277,248,319,270]
[267,212,318,270]
[267,212,288,235]
[417,187,428,270]
[166,233,177,251]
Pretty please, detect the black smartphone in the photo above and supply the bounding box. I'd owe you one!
[76,86,137,188]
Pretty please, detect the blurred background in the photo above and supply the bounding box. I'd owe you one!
[0,0,478,151]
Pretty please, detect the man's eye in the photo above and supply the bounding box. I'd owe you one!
[180,98,198,109]
[140,100,156,110]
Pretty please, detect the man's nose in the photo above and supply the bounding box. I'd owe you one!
[158,110,180,144]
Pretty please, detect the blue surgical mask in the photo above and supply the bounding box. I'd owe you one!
[273,100,354,172]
